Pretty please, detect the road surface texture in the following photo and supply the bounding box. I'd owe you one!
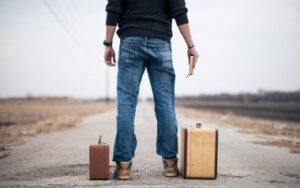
[0,102,299,188]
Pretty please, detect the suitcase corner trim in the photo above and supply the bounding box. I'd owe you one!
[183,128,188,178]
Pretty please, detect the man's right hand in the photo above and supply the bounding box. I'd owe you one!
[187,47,199,68]
[104,46,116,66]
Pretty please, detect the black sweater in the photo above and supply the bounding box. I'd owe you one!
[105,0,189,42]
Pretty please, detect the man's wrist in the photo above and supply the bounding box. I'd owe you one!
[187,41,194,49]
[188,44,195,49]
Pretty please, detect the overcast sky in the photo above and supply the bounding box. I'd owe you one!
[0,0,299,99]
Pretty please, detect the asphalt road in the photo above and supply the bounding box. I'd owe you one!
[0,102,299,188]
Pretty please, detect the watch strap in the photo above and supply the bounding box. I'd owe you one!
[103,40,113,47]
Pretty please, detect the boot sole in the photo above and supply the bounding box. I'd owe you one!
[115,174,131,180]
[164,172,179,177]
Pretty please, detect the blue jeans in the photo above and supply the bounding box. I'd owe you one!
[113,36,178,162]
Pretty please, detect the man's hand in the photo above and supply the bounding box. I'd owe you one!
[104,46,116,66]
[187,46,199,68]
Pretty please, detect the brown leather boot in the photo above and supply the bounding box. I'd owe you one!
[114,161,132,180]
[162,157,179,177]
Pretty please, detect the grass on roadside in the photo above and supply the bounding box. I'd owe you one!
[0,99,115,150]
[176,106,300,154]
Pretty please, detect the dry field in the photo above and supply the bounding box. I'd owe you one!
[176,101,300,154]
[0,98,115,154]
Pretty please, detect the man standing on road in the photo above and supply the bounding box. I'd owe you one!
[104,0,199,180]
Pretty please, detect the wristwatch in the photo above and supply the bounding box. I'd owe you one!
[103,40,113,47]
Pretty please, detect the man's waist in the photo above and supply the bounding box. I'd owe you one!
[117,24,173,42]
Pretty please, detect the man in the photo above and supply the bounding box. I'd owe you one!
[104,0,198,180]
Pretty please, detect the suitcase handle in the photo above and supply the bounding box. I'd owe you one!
[97,134,108,145]
[98,135,102,144]
[196,123,202,128]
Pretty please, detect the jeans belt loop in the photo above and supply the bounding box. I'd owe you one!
[144,36,148,49]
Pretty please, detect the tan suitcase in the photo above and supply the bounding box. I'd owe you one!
[89,135,109,180]
[180,123,218,179]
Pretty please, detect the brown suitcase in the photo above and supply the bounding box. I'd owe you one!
[89,135,109,180]
[180,123,218,179]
